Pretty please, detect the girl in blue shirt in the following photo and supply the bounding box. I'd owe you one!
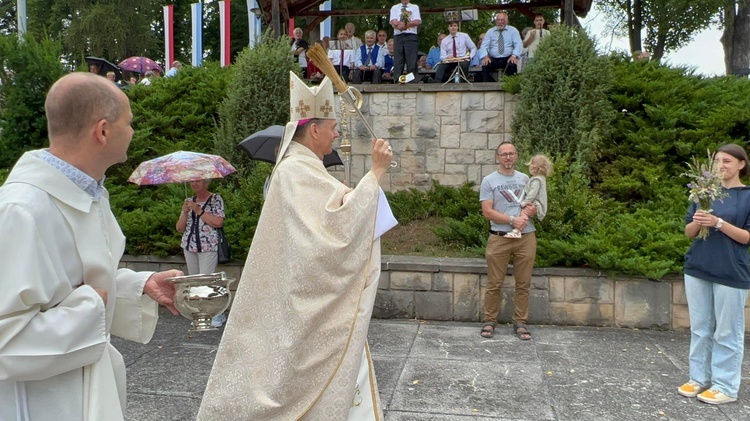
[679,143,750,405]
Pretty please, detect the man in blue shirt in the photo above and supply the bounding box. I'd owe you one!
[478,13,522,81]
[165,61,182,77]
[426,33,446,70]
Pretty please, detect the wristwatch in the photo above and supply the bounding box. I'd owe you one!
[715,218,724,229]
[509,216,515,226]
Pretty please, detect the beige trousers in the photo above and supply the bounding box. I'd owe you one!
[483,232,537,325]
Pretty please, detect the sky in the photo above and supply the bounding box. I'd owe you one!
[579,4,725,77]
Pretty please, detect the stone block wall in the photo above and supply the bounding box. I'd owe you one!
[121,254,750,330]
[373,257,748,330]
[327,84,515,191]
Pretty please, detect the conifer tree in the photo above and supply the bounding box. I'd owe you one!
[510,26,614,170]
[213,32,300,168]
[0,34,65,167]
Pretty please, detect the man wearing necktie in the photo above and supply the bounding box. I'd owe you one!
[478,12,522,81]
[436,20,477,83]
[353,30,384,84]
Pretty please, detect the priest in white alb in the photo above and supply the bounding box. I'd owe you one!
[197,72,395,420]
[0,72,182,420]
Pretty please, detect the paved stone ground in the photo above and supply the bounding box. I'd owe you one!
[116,310,750,420]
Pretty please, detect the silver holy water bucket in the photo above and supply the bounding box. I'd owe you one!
[165,272,236,332]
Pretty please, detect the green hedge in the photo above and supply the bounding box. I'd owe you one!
[0,35,66,168]
[3,29,750,279]
[386,40,750,280]
[106,62,233,256]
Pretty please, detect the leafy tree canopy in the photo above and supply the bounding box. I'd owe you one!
[597,0,724,61]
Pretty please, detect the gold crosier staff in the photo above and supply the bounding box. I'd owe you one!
[306,44,398,183]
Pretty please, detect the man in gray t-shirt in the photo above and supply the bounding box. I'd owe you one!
[479,170,535,234]
[479,141,537,341]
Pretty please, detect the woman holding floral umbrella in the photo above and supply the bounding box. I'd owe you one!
[679,143,750,405]
[175,179,227,326]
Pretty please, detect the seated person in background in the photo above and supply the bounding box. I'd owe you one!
[291,27,309,77]
[352,30,385,84]
[307,42,325,83]
[139,71,155,85]
[417,55,433,83]
[345,22,363,50]
[377,30,388,49]
[470,33,485,67]
[478,12,522,81]
[435,20,476,83]
[382,38,395,81]
[425,33,446,70]
[165,60,182,77]
[328,28,354,82]
[322,36,331,51]
[106,71,121,86]
[470,33,485,82]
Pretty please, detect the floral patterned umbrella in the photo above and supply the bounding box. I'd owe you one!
[118,56,164,75]
[128,151,237,186]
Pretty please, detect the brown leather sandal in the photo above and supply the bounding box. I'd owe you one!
[480,322,495,338]
[513,323,532,340]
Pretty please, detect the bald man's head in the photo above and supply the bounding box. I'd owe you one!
[45,72,124,141]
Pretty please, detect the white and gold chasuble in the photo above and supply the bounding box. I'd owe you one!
[197,142,383,420]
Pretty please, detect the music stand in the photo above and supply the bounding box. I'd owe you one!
[442,57,471,86]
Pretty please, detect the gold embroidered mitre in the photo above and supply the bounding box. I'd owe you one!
[289,72,336,122]
[275,72,338,168]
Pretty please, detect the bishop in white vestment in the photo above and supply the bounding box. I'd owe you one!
[197,73,394,420]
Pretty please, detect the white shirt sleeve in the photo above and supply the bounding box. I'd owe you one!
[465,33,477,59]
[375,47,385,68]
[440,37,449,61]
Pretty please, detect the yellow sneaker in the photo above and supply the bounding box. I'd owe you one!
[677,380,708,398]
[697,389,737,405]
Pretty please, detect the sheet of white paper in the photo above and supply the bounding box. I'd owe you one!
[374,188,398,240]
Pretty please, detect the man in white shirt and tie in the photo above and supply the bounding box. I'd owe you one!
[478,12,522,81]
[436,21,477,83]
[353,30,385,84]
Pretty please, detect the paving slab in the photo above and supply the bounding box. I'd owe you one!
[389,359,554,419]
[116,311,750,420]
[372,356,408,410]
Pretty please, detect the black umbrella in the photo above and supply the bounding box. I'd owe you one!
[85,56,123,82]
[237,125,344,168]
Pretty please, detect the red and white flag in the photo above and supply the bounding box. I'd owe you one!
[219,0,231,67]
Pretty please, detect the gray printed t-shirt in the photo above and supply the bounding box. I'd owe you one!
[479,170,535,233]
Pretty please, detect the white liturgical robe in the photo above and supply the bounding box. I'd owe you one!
[0,151,159,421]
[197,141,385,420]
